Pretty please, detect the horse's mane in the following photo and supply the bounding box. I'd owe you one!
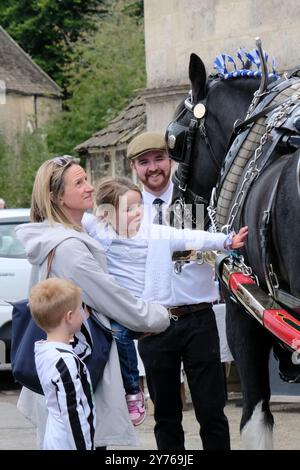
[174,48,279,119]
[214,49,278,80]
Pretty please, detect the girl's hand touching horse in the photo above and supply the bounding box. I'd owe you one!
[225,226,248,250]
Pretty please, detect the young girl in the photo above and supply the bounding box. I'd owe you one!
[83,177,248,427]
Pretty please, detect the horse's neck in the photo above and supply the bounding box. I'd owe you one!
[201,79,261,195]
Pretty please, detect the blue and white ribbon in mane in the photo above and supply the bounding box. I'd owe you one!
[214,48,279,80]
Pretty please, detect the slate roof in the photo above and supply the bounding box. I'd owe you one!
[0,26,61,96]
[75,95,146,154]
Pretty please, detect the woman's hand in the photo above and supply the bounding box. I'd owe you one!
[231,226,248,249]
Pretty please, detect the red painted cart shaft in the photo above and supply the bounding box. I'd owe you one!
[228,271,300,348]
[174,249,300,350]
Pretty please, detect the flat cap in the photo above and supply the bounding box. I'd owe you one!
[127,132,166,160]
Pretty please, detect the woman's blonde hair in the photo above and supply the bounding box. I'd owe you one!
[95,176,142,219]
[29,278,82,331]
[30,156,82,230]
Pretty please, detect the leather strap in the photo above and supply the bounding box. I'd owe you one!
[46,248,56,278]
[168,302,212,317]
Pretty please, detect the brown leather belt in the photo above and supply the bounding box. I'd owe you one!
[168,302,212,317]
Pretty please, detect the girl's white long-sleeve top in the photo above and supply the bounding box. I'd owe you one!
[83,214,227,307]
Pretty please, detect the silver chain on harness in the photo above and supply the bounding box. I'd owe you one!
[207,187,219,233]
[245,89,263,120]
[225,92,300,233]
[207,91,300,278]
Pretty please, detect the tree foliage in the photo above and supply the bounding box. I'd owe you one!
[46,0,146,155]
[0,0,146,206]
[122,0,143,17]
[0,0,107,88]
[0,131,49,207]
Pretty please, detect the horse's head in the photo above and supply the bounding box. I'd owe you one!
[166,53,260,226]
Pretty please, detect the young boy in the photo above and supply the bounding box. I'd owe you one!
[29,277,96,450]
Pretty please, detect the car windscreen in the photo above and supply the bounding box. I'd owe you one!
[0,222,27,258]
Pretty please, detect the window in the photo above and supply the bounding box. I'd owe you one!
[0,223,26,258]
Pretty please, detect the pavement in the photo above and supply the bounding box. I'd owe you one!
[1,383,300,450]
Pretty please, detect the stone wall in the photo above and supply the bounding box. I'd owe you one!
[0,92,61,145]
[144,0,300,131]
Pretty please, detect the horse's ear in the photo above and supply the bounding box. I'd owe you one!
[189,53,206,102]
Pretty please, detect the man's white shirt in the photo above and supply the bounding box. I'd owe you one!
[142,182,221,306]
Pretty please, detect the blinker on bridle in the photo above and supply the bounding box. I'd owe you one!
[166,91,207,194]
[166,89,220,198]
[166,91,206,160]
[165,92,211,230]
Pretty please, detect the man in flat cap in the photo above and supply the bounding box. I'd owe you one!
[128,131,230,450]
[128,132,173,215]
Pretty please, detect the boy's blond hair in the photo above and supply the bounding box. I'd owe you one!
[29,278,82,331]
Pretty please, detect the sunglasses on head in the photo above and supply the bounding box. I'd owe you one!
[51,155,74,167]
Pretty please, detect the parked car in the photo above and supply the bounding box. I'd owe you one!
[0,209,31,366]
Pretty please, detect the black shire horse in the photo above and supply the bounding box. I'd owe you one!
[166,52,300,449]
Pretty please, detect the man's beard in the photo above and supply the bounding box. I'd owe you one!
[145,171,170,192]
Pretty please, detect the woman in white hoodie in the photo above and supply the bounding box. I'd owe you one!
[15,155,170,449]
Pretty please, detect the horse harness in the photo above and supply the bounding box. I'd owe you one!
[215,75,300,312]
[215,76,300,229]
[167,69,300,313]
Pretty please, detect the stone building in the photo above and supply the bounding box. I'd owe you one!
[75,95,145,184]
[0,26,62,145]
[143,0,300,132]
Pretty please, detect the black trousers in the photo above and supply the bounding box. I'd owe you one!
[138,307,230,450]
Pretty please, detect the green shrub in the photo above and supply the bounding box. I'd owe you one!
[0,131,50,207]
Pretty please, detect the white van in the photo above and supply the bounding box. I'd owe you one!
[0,209,31,366]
